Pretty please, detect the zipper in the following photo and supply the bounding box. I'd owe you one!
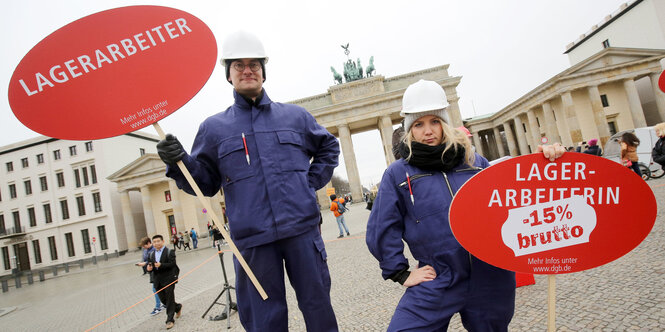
[398,173,433,187]
[442,171,473,272]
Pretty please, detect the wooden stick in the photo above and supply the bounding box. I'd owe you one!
[153,122,268,300]
[548,274,556,332]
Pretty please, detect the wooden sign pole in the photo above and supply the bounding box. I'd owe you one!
[153,122,268,300]
[548,274,556,331]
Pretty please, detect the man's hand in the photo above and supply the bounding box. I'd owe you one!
[146,264,153,271]
[403,265,437,287]
[537,143,566,162]
[154,262,161,268]
[136,262,146,267]
[157,134,185,165]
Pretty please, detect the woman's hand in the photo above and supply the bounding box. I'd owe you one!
[403,265,437,287]
[537,143,566,162]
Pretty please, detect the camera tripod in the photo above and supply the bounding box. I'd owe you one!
[201,243,237,329]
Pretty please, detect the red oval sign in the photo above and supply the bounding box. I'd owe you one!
[450,153,657,274]
[8,6,217,140]
[659,70,665,93]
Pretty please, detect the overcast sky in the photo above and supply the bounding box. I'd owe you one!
[2,0,629,186]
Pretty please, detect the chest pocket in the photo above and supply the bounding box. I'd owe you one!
[276,130,310,172]
[217,136,257,185]
[403,174,449,220]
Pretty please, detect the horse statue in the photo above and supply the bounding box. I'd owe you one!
[365,56,375,77]
[357,58,363,78]
[330,66,343,84]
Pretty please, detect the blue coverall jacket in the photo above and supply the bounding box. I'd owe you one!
[366,155,515,331]
[166,90,339,250]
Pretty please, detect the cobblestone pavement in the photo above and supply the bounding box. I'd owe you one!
[1,177,664,331]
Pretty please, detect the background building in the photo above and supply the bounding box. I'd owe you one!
[466,0,665,160]
[0,133,157,276]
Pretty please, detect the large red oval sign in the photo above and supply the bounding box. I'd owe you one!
[450,153,657,274]
[8,5,217,140]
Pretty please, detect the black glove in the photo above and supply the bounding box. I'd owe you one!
[157,134,186,165]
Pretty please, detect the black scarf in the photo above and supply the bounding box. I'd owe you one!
[398,141,465,172]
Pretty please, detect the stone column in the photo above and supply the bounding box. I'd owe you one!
[378,115,396,166]
[492,127,506,157]
[649,72,665,122]
[560,91,579,144]
[444,89,463,128]
[513,115,530,154]
[542,102,562,144]
[317,181,333,209]
[471,131,485,157]
[526,109,541,150]
[503,121,518,156]
[337,124,363,204]
[623,78,647,128]
[587,85,612,146]
[168,180,186,233]
[120,190,137,250]
[552,104,573,147]
[140,185,156,236]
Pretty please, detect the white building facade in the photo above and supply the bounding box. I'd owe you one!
[0,132,158,276]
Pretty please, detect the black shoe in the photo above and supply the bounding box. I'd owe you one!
[337,235,344,238]
[347,232,350,236]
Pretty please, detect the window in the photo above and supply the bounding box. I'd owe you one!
[53,150,61,160]
[40,176,48,191]
[0,214,5,234]
[60,199,70,220]
[33,240,42,264]
[85,141,93,152]
[2,247,9,270]
[97,225,108,250]
[140,148,146,156]
[9,184,17,199]
[92,192,102,212]
[43,203,52,223]
[48,236,58,260]
[21,158,29,168]
[56,172,65,187]
[82,167,89,186]
[76,196,86,216]
[37,153,44,164]
[608,121,617,136]
[65,232,75,257]
[24,179,32,195]
[12,211,21,230]
[6,162,13,172]
[602,39,610,48]
[81,229,91,254]
[165,190,172,202]
[90,165,97,184]
[28,207,36,227]
[74,169,81,188]
[600,94,609,107]
[69,145,77,156]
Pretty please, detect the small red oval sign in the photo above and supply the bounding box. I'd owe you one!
[450,153,657,274]
[8,5,217,140]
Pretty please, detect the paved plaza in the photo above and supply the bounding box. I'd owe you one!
[1,177,664,331]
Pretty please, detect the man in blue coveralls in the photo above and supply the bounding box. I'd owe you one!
[156,31,340,331]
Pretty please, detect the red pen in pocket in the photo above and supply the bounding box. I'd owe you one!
[242,133,250,165]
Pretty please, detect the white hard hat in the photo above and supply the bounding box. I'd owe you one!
[401,79,449,115]
[219,30,269,66]
[400,80,450,129]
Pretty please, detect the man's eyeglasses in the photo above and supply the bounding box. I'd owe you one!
[232,62,261,72]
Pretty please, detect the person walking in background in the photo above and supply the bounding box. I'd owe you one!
[330,194,350,238]
[583,138,602,156]
[181,231,191,251]
[171,234,180,251]
[190,228,198,249]
[136,237,165,316]
[653,122,665,171]
[147,235,182,329]
[620,132,642,177]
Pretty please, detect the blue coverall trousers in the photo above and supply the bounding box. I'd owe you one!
[233,227,338,332]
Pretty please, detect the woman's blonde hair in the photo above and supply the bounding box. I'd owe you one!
[655,122,665,137]
[401,118,476,167]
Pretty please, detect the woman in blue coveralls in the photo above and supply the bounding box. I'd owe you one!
[366,80,564,331]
